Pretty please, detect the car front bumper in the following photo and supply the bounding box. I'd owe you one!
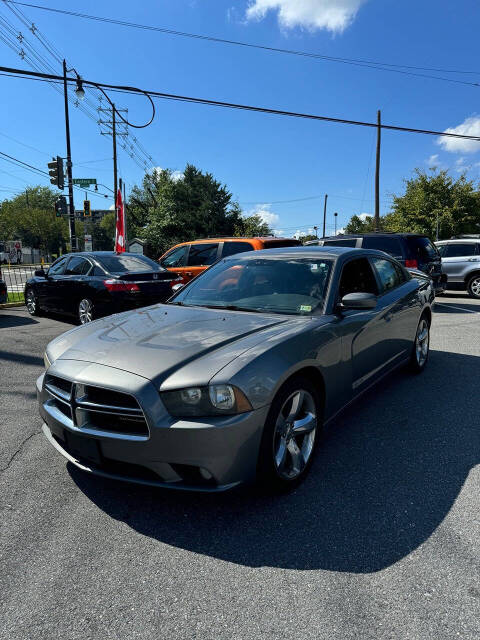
[37,365,269,492]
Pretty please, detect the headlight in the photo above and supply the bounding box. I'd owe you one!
[43,351,52,369]
[161,384,252,417]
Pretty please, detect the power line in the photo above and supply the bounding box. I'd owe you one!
[2,64,480,143]
[3,1,480,88]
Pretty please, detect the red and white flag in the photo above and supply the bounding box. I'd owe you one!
[115,187,126,253]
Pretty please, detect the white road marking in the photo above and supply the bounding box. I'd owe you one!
[435,302,480,314]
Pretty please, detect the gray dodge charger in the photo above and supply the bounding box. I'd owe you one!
[37,247,434,492]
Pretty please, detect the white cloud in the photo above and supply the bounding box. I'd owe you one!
[272,228,284,236]
[171,170,184,182]
[109,204,115,211]
[437,116,480,154]
[247,203,280,227]
[245,0,367,33]
[426,154,441,168]
[358,212,372,221]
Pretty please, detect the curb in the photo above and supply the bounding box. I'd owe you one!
[0,302,26,310]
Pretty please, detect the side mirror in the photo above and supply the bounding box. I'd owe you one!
[171,283,184,293]
[35,269,47,277]
[340,292,377,310]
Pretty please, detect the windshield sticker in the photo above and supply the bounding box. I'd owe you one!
[299,305,312,312]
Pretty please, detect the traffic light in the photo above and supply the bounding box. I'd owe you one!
[48,156,64,190]
[54,196,67,217]
[83,200,91,217]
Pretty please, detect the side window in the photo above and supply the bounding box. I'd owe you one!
[161,245,188,268]
[48,256,68,275]
[222,241,254,257]
[65,257,90,275]
[338,258,378,299]
[372,258,403,294]
[436,244,447,257]
[362,236,403,257]
[444,243,476,258]
[187,243,219,266]
[92,264,105,276]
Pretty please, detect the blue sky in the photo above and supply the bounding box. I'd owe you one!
[1,0,480,237]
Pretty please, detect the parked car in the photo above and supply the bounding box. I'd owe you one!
[158,236,301,284]
[38,246,433,493]
[0,265,7,303]
[306,233,446,294]
[435,238,480,298]
[25,252,180,324]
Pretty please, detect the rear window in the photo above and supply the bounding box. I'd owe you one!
[262,239,301,248]
[98,254,164,274]
[323,239,357,247]
[407,236,439,260]
[187,243,219,266]
[362,236,403,257]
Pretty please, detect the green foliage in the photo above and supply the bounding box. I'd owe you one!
[343,169,480,240]
[129,165,261,256]
[386,169,480,239]
[345,214,377,234]
[233,212,271,237]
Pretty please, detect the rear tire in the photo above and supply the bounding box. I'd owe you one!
[78,298,95,324]
[409,315,430,373]
[25,288,41,316]
[256,375,323,493]
[467,274,480,299]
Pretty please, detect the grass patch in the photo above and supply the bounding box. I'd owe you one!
[7,292,25,303]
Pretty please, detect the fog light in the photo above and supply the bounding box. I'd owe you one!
[199,468,213,480]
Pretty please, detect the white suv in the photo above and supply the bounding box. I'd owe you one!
[436,237,480,298]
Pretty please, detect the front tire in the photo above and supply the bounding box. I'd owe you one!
[78,298,95,324]
[467,274,480,299]
[25,288,41,316]
[409,315,430,373]
[256,376,322,492]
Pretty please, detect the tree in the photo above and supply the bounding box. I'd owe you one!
[344,214,377,233]
[128,165,246,256]
[386,169,480,239]
[234,211,272,237]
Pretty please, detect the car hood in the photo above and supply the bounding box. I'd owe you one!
[48,303,291,386]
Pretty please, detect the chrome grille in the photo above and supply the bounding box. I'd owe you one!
[43,375,149,439]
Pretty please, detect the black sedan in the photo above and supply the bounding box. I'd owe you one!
[25,252,180,324]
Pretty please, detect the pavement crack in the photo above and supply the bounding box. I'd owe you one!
[0,431,40,474]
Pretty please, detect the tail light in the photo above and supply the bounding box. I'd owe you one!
[405,259,418,269]
[169,275,183,288]
[103,279,140,292]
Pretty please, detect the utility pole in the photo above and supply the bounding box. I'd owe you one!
[313,225,318,238]
[63,59,77,251]
[99,104,128,209]
[322,194,328,238]
[374,109,381,232]
[334,212,338,236]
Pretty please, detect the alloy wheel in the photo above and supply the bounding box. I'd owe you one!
[415,318,429,368]
[469,276,480,298]
[78,298,93,324]
[273,389,317,480]
[26,289,36,315]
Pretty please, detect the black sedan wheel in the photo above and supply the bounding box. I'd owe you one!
[257,376,322,492]
[78,298,94,324]
[25,288,41,316]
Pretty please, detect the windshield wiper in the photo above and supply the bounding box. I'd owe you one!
[199,304,265,313]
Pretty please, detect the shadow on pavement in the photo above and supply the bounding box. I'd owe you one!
[434,301,480,313]
[70,350,479,573]
[0,313,38,328]
[0,349,44,367]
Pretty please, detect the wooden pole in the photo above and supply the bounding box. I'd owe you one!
[374,109,381,231]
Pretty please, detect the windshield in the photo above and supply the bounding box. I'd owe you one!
[97,254,165,274]
[172,256,333,315]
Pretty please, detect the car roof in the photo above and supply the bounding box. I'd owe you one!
[436,238,479,244]
[60,251,148,258]
[223,245,388,260]
[320,232,428,239]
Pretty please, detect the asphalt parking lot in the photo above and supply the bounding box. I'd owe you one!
[1,294,479,640]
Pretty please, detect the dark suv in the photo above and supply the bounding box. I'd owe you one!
[306,233,446,294]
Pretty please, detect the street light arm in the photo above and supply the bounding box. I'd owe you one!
[95,84,155,129]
